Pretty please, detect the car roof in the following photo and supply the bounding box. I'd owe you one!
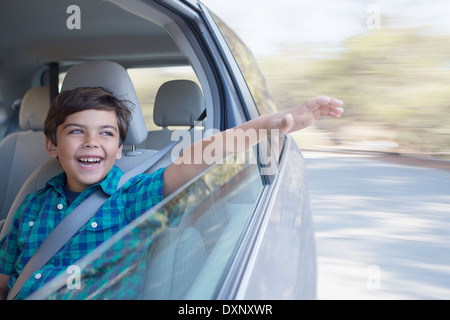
[0,0,190,101]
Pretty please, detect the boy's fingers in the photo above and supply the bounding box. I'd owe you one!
[282,113,294,132]
[328,97,344,107]
[328,105,344,115]
[322,105,344,117]
[306,96,343,110]
[305,97,322,110]
[326,110,343,118]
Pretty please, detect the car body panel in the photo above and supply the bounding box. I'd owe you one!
[234,137,317,299]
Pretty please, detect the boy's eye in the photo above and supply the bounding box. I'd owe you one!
[69,129,83,134]
[101,131,114,136]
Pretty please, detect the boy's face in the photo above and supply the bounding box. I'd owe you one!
[46,109,123,192]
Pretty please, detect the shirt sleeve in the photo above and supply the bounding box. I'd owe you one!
[124,166,167,222]
[0,195,32,275]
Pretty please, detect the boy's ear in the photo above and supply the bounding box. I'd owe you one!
[45,137,58,158]
[116,145,123,160]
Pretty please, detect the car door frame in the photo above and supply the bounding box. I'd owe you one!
[191,2,317,299]
[148,0,317,299]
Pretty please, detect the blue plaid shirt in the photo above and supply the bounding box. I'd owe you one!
[0,165,167,300]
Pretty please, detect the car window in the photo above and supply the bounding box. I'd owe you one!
[29,149,264,300]
[202,9,284,175]
[127,66,200,131]
[208,12,278,116]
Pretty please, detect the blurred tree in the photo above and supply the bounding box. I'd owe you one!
[259,26,450,157]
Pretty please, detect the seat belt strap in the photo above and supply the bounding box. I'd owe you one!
[7,145,172,300]
[7,109,206,300]
[7,190,108,300]
[117,139,176,190]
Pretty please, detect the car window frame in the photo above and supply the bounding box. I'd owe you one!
[196,3,284,181]
[197,3,260,120]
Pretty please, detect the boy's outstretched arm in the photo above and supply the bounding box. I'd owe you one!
[163,96,343,197]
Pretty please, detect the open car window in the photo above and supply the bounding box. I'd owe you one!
[205,8,278,117]
[28,148,264,300]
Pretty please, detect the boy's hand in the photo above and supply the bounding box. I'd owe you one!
[269,96,344,135]
[164,95,343,198]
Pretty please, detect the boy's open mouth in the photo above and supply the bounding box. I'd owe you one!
[77,157,103,167]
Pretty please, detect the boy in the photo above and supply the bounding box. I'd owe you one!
[0,86,343,299]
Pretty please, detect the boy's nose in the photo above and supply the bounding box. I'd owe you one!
[83,135,100,148]
[83,142,99,148]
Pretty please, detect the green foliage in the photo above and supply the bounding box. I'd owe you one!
[258,27,450,158]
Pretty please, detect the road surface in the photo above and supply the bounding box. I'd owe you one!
[304,151,450,299]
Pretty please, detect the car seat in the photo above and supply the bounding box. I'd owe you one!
[0,87,51,221]
[138,79,205,151]
[0,105,10,138]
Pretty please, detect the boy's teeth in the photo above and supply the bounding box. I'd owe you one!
[79,157,101,163]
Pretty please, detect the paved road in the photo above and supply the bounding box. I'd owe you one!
[303,151,450,299]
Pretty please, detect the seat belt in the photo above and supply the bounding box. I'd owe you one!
[7,189,109,300]
[7,141,175,300]
[7,109,206,300]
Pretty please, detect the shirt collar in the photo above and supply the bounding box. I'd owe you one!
[46,165,124,196]
[98,165,123,195]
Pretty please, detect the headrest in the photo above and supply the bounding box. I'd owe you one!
[61,61,148,146]
[19,87,50,130]
[0,106,9,125]
[154,80,205,127]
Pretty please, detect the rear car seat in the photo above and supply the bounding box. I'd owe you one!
[0,87,50,221]
[0,105,10,138]
[138,80,205,151]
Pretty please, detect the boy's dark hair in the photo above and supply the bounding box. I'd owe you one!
[44,87,132,146]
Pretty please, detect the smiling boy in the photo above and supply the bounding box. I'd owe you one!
[47,108,124,192]
[0,86,343,299]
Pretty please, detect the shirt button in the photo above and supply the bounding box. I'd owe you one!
[34,273,42,280]
[91,222,98,229]
[28,221,34,227]
[57,203,64,210]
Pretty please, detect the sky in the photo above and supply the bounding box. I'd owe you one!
[201,0,450,56]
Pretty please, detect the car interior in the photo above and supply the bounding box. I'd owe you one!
[0,86,52,221]
[0,0,215,224]
[0,0,266,299]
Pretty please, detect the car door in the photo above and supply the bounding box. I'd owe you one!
[195,2,317,299]
[28,0,316,300]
